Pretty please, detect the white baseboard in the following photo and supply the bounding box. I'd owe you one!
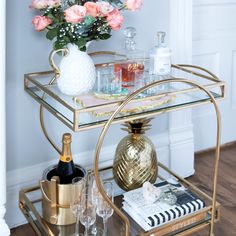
[0,206,10,236]
[6,129,194,229]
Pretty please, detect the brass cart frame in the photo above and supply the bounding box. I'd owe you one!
[20,53,224,235]
[93,78,221,236]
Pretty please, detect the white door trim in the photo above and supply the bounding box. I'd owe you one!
[0,0,10,235]
[169,0,195,177]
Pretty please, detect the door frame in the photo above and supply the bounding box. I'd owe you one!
[0,0,10,234]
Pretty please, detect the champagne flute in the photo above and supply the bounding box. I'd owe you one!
[70,177,86,236]
[86,171,103,235]
[96,181,114,236]
[80,193,96,236]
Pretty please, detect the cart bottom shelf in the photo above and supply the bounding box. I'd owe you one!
[19,185,220,236]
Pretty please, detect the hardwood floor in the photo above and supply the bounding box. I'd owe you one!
[11,224,35,236]
[11,144,236,235]
[190,145,236,236]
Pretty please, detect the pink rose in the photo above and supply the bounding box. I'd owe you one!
[30,0,48,9]
[32,15,52,31]
[97,1,114,17]
[47,0,61,7]
[125,0,143,11]
[106,9,124,31]
[84,2,100,18]
[64,5,86,24]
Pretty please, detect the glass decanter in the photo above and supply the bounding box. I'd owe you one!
[115,27,145,88]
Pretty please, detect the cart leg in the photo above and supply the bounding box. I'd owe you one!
[209,223,214,236]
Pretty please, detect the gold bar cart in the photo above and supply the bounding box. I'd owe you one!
[20,54,225,236]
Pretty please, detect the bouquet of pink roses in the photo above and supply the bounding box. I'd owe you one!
[30,0,142,51]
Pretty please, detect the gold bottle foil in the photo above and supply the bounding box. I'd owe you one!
[113,133,158,191]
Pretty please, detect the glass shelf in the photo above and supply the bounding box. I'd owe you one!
[24,63,225,132]
[19,173,220,236]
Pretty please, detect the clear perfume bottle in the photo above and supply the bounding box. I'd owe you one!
[149,32,171,75]
[115,27,145,87]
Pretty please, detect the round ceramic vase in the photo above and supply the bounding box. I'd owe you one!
[57,44,96,96]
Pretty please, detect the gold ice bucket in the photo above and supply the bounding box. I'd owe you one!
[40,164,86,226]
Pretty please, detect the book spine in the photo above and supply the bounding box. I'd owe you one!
[146,199,205,227]
[149,212,207,236]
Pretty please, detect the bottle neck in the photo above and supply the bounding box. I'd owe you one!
[125,38,136,51]
[60,142,73,163]
[156,32,166,48]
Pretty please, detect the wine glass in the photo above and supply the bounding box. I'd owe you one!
[70,177,86,236]
[96,181,114,236]
[80,193,96,236]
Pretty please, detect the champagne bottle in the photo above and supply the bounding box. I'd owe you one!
[56,133,76,184]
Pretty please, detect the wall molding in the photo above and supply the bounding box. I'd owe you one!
[193,0,236,7]
[193,1,236,41]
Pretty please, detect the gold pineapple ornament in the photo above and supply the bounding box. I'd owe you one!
[113,118,158,191]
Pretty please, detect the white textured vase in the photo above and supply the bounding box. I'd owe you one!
[57,44,96,96]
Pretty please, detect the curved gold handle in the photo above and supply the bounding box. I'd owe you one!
[49,48,69,78]
[40,178,58,224]
[40,180,52,203]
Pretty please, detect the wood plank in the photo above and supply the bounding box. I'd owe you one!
[11,224,36,236]
[191,145,236,235]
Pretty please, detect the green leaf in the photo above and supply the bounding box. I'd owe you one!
[99,33,111,40]
[75,38,87,48]
[46,28,58,40]
[64,36,71,44]
[54,39,67,50]
[84,16,96,26]
[80,46,86,52]
[106,0,123,7]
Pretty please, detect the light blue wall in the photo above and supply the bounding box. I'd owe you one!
[6,0,170,171]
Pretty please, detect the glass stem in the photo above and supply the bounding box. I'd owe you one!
[92,219,97,235]
[85,225,89,236]
[75,213,80,236]
[103,218,108,236]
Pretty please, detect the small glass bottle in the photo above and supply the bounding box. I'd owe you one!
[115,27,145,88]
[149,32,171,75]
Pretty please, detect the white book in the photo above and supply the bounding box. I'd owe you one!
[123,181,205,227]
[123,202,153,231]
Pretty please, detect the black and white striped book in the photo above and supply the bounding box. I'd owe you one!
[122,181,205,228]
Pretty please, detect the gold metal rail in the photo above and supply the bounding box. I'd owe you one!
[93,78,221,236]
[24,62,225,154]
[23,52,224,235]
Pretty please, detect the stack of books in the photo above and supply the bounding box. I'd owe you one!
[122,180,206,234]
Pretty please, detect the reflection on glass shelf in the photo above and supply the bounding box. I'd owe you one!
[22,182,212,236]
[24,66,225,132]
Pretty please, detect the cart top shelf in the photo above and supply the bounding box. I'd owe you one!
[24,61,225,132]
